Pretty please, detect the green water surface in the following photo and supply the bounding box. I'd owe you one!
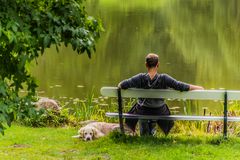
[31,0,240,114]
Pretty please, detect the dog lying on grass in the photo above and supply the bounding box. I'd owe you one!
[72,121,134,141]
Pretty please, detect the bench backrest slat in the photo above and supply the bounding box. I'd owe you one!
[228,91,240,100]
[100,87,231,100]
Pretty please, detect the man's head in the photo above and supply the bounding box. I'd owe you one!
[145,53,159,68]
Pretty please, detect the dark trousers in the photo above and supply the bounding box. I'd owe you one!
[125,103,174,135]
[139,119,157,136]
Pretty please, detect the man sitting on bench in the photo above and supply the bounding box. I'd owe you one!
[118,53,204,136]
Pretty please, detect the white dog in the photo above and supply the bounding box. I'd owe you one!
[72,122,120,141]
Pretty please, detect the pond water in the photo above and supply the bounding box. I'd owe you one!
[31,0,240,113]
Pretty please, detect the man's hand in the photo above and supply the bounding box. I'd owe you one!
[189,84,204,90]
[118,82,122,89]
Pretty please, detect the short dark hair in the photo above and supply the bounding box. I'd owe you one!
[145,53,159,68]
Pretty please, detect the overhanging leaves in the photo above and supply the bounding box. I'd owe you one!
[0,0,103,134]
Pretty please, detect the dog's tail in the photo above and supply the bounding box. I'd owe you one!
[79,120,97,126]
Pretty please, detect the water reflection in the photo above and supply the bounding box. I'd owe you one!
[31,0,240,113]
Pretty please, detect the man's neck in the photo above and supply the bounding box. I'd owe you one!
[147,68,158,80]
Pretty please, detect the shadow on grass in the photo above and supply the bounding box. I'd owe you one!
[109,131,229,146]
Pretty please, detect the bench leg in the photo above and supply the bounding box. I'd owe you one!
[223,91,228,139]
[117,88,125,134]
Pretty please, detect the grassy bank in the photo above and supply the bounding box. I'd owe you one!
[1,124,240,160]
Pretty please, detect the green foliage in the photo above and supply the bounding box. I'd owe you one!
[19,108,69,127]
[16,92,136,128]
[0,0,103,134]
[62,95,114,124]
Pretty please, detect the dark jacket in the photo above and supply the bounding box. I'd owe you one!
[119,73,190,108]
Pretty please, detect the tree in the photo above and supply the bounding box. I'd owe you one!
[0,0,103,134]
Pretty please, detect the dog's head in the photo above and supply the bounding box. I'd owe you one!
[79,126,95,141]
[75,126,104,141]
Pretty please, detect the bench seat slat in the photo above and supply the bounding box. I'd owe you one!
[106,112,240,121]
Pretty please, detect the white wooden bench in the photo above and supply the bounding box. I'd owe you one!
[101,87,240,138]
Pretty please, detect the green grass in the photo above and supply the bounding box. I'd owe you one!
[1,124,240,159]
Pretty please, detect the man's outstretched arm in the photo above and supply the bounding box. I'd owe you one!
[118,74,143,89]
